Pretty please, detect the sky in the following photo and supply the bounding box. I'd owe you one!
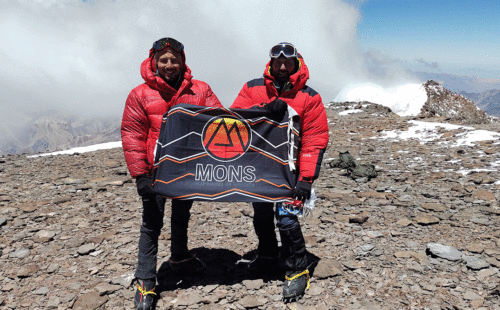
[358,0,500,78]
[1,0,499,136]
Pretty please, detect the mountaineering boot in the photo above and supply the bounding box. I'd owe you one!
[283,269,310,302]
[246,254,280,272]
[169,255,206,274]
[134,278,156,310]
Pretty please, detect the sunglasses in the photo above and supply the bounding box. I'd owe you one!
[152,37,184,53]
[269,42,297,59]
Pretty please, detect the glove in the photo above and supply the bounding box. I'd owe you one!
[294,181,312,201]
[265,98,287,114]
[136,174,155,197]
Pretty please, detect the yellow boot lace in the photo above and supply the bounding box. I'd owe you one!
[285,269,310,290]
[136,283,157,300]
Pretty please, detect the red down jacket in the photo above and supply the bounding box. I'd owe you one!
[121,53,222,178]
[231,56,329,182]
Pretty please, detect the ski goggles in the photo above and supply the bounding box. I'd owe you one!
[152,37,184,53]
[269,42,297,59]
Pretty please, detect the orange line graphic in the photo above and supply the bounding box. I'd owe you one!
[157,153,208,164]
[166,107,239,118]
[247,119,288,128]
[248,147,295,165]
[255,179,292,190]
[172,188,290,200]
[154,173,195,185]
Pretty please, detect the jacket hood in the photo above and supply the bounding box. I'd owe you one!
[263,53,309,94]
[140,50,192,94]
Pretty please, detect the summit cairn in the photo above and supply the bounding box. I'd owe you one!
[420,80,491,124]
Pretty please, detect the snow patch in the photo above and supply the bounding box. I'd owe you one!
[376,120,500,147]
[339,109,363,116]
[28,141,122,158]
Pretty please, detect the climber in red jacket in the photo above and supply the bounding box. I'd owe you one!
[121,37,222,310]
[231,42,329,301]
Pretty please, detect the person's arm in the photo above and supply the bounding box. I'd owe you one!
[121,89,150,178]
[231,81,255,109]
[298,93,329,182]
[204,85,223,108]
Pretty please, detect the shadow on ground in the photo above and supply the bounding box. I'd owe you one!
[156,247,320,294]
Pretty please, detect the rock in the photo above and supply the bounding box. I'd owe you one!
[396,218,412,226]
[242,279,264,290]
[394,251,413,258]
[77,243,96,255]
[17,264,40,277]
[308,285,324,296]
[9,248,31,259]
[111,272,135,288]
[52,196,72,204]
[237,295,265,308]
[314,258,343,278]
[421,202,446,212]
[471,190,496,201]
[464,256,490,270]
[72,291,108,309]
[46,263,60,274]
[94,283,122,296]
[411,252,431,266]
[60,293,76,304]
[427,243,462,261]
[0,217,6,226]
[366,231,384,238]
[46,296,60,309]
[467,244,484,254]
[349,211,369,224]
[415,214,440,225]
[34,230,56,242]
[463,290,482,300]
[176,291,203,306]
[35,287,50,295]
[476,268,497,281]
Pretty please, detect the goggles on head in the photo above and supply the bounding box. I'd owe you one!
[269,42,297,59]
[152,37,184,53]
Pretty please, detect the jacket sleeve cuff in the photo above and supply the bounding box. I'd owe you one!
[299,176,313,183]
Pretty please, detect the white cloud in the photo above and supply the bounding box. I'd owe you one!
[0,0,416,132]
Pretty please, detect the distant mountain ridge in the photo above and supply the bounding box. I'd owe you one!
[0,112,121,156]
[458,89,500,117]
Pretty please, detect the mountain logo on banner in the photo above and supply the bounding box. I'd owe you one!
[202,116,252,162]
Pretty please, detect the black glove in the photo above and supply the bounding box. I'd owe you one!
[136,174,155,197]
[265,98,287,114]
[294,181,312,201]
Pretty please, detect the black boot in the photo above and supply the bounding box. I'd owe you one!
[283,269,310,302]
[134,278,156,310]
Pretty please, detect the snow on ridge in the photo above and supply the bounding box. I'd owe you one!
[376,120,500,147]
[334,83,427,117]
[28,141,122,158]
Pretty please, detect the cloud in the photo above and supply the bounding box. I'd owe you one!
[0,0,414,132]
[416,58,440,69]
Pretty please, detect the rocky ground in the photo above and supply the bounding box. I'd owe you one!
[1,104,500,310]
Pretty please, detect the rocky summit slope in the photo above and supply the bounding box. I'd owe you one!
[420,80,491,125]
[1,106,500,310]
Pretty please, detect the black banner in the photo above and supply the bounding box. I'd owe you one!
[152,104,300,202]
